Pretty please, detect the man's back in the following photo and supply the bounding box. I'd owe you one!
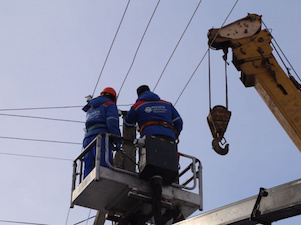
[124,88,183,140]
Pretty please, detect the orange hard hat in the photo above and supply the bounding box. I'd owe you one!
[101,87,117,98]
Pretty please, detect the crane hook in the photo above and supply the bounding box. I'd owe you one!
[212,136,229,155]
[207,105,231,156]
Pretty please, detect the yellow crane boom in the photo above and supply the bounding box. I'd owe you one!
[208,14,301,153]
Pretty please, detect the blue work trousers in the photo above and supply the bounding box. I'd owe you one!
[83,135,113,178]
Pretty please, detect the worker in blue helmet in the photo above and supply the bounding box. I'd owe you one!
[82,87,121,178]
[124,85,183,141]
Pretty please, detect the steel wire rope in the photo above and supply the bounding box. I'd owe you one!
[174,0,239,106]
[208,48,212,110]
[92,0,131,97]
[262,21,300,82]
[153,0,203,92]
[117,0,161,97]
[225,57,229,109]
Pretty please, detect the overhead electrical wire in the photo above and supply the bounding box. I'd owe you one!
[65,208,71,225]
[0,103,132,111]
[0,220,49,225]
[92,0,131,97]
[0,152,72,161]
[0,106,82,111]
[0,136,81,145]
[73,216,96,225]
[0,113,84,124]
[2,3,240,225]
[117,0,161,97]
[85,209,92,225]
[174,48,209,106]
[174,0,240,106]
[153,0,204,92]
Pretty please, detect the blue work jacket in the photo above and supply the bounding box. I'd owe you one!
[83,96,121,141]
[124,91,183,140]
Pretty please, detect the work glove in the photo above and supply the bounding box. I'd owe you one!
[115,143,121,151]
[85,95,92,103]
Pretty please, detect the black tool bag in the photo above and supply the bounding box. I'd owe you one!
[139,135,178,185]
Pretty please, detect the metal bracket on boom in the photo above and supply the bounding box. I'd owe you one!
[251,187,270,225]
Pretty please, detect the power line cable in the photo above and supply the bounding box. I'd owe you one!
[0,113,84,124]
[0,152,73,161]
[153,0,203,92]
[0,136,81,145]
[0,106,82,111]
[65,208,71,225]
[92,0,131,97]
[174,0,239,106]
[0,220,49,225]
[174,48,209,106]
[85,209,92,225]
[0,104,132,111]
[73,216,96,225]
[117,0,161,97]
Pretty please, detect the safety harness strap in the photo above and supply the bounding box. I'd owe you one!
[87,123,107,132]
[140,121,178,137]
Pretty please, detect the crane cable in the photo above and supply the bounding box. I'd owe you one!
[153,0,204,92]
[262,20,301,83]
[117,0,161,98]
[174,0,239,106]
[92,0,131,98]
[208,49,212,110]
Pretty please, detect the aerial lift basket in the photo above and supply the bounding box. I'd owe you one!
[71,133,203,225]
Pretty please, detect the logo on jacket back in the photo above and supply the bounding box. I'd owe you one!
[144,106,167,113]
[87,110,101,120]
[145,107,152,113]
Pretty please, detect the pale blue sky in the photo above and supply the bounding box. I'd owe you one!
[0,0,300,224]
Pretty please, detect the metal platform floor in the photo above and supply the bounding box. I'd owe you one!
[72,166,202,219]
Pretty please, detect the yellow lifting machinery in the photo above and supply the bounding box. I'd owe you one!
[208,13,301,154]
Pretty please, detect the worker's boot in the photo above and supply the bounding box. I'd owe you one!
[161,207,184,224]
[150,175,163,225]
[171,207,184,223]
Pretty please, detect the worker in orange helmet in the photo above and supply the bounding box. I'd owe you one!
[82,87,121,178]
